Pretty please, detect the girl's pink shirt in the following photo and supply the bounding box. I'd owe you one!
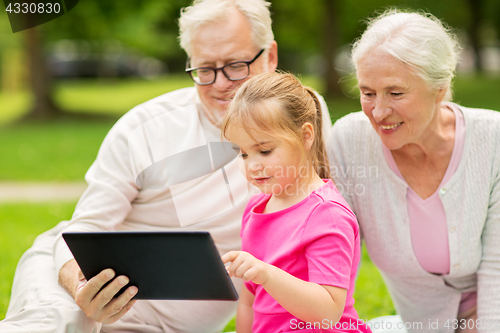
[241,180,371,332]
[382,103,476,313]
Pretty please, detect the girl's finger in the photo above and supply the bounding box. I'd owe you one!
[221,251,239,264]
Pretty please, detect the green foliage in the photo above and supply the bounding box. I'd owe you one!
[270,0,476,74]
[41,0,192,65]
[54,75,193,115]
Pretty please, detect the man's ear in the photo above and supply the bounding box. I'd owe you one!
[301,122,315,151]
[266,41,278,72]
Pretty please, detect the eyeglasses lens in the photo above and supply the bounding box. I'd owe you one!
[190,63,250,84]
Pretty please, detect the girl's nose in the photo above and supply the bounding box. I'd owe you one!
[247,161,263,172]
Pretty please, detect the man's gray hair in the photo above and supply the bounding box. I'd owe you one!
[351,9,461,101]
[178,0,274,57]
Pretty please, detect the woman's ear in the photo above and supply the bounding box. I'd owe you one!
[301,122,315,151]
[436,86,448,104]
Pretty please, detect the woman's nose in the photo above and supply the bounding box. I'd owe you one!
[372,99,392,122]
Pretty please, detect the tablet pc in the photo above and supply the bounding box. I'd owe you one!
[62,231,238,301]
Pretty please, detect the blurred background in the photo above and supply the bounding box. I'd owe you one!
[1,0,500,328]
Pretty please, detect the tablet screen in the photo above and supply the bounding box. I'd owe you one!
[62,231,238,301]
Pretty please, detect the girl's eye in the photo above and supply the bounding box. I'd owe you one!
[260,150,272,156]
[239,153,248,159]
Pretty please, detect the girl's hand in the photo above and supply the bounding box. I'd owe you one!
[221,251,270,285]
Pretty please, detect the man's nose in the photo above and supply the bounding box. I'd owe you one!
[212,69,234,91]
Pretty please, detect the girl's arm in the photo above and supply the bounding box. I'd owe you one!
[235,285,255,333]
[222,251,347,324]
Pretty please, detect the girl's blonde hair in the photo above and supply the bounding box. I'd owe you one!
[222,72,330,179]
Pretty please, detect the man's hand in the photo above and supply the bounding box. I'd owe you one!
[221,251,270,285]
[58,259,138,324]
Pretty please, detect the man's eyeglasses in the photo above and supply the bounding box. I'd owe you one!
[185,49,265,85]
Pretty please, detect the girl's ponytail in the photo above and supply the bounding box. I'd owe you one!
[304,87,330,180]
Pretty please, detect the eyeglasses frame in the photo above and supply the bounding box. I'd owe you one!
[185,49,266,85]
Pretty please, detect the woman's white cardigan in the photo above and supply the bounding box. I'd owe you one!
[327,104,500,333]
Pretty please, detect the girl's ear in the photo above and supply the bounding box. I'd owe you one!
[301,122,315,151]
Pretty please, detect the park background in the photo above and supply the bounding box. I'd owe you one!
[1,0,500,330]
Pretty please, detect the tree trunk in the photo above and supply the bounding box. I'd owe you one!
[323,0,343,98]
[25,26,61,119]
[467,0,483,73]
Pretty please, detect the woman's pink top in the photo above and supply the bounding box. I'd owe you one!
[242,180,371,332]
[382,104,476,314]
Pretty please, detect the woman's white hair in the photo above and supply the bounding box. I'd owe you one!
[351,9,461,101]
[178,0,274,57]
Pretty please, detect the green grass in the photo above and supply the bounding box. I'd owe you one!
[0,91,32,125]
[0,202,77,320]
[0,74,193,181]
[0,119,116,181]
[452,74,500,110]
[0,74,194,124]
[55,75,194,116]
[353,245,396,320]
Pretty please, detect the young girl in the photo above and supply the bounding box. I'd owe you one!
[221,72,371,333]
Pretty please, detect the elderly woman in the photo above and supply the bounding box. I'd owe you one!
[328,9,500,333]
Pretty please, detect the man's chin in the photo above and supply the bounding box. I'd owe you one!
[202,105,227,127]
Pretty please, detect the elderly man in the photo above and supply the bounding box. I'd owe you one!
[0,0,331,332]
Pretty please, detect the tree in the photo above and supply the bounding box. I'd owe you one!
[466,0,483,72]
[24,25,61,119]
[20,0,190,120]
[323,0,343,98]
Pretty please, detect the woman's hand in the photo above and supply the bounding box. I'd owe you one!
[58,259,138,324]
[221,251,270,285]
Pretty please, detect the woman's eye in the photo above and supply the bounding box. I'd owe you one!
[362,92,374,97]
[391,92,403,96]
